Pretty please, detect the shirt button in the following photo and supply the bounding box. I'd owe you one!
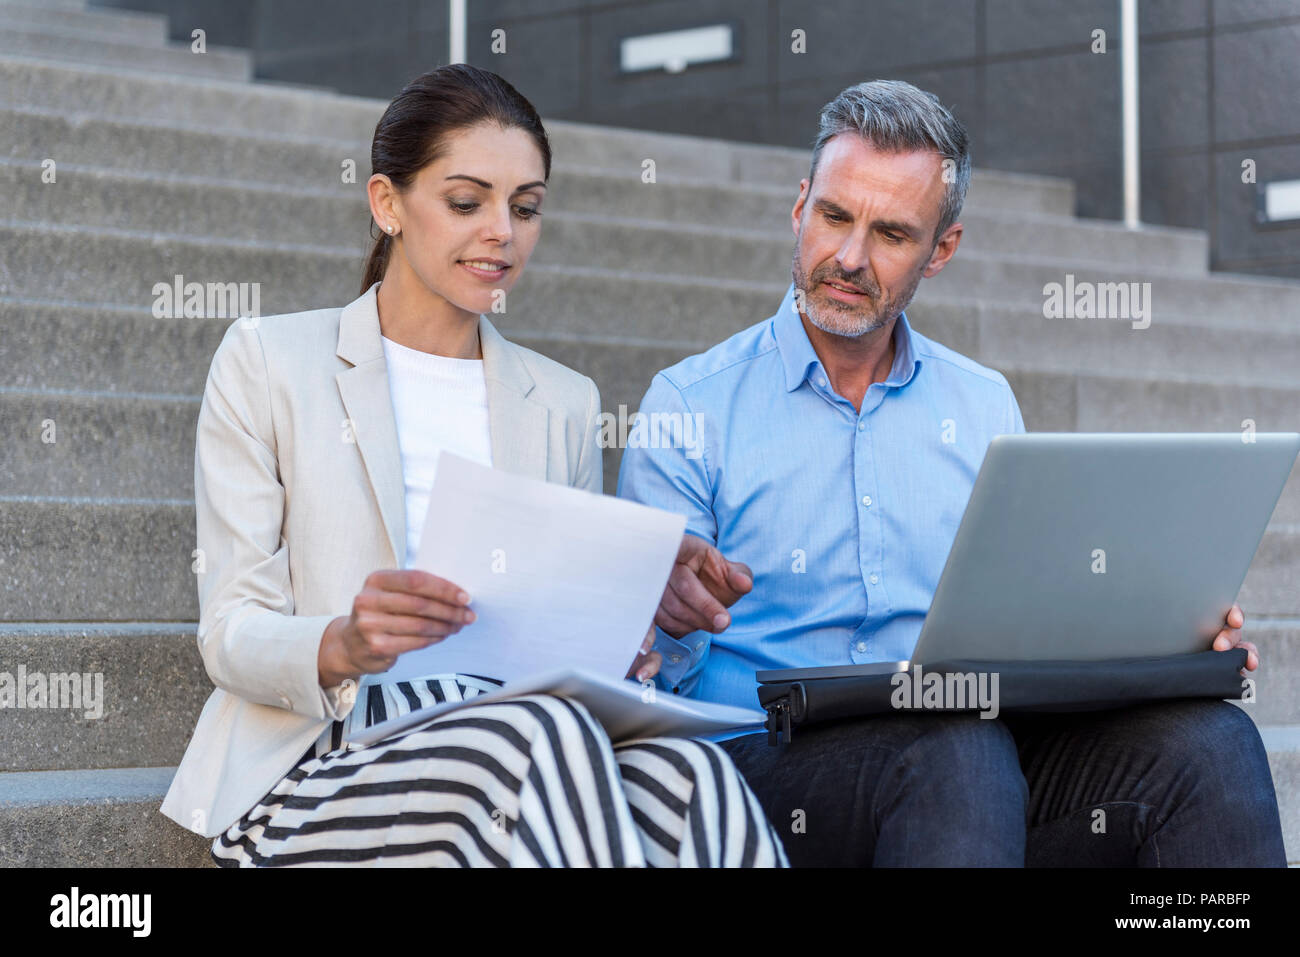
[869,574,879,585]
[862,495,872,507]
[855,641,868,653]
[857,422,865,431]
[819,377,827,388]
[669,654,682,664]
[695,641,705,651]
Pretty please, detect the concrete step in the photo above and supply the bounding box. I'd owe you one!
[1003,365,1300,436]
[0,157,1207,272]
[0,105,1080,225]
[1260,726,1300,864]
[0,220,775,322]
[0,2,166,45]
[5,280,1300,401]
[0,497,195,621]
[2,216,1293,327]
[4,616,1296,775]
[0,387,199,499]
[3,736,1294,866]
[548,119,1076,214]
[0,54,384,141]
[927,253,1300,321]
[1232,621,1300,727]
[0,56,1076,214]
[548,166,1120,255]
[0,623,207,772]
[908,298,1300,392]
[0,31,251,82]
[1237,525,1300,619]
[0,767,213,867]
[0,106,366,191]
[0,218,369,311]
[0,0,86,9]
[2,214,1289,328]
[0,298,229,395]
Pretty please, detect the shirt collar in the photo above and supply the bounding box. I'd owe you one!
[773,282,922,394]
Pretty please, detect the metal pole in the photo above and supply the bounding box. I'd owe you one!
[1121,0,1140,228]
[449,0,467,65]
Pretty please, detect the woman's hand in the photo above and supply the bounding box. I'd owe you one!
[625,625,662,683]
[319,569,475,687]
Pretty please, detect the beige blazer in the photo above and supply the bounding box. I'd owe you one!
[161,282,603,838]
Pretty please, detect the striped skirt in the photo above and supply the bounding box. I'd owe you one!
[211,675,788,867]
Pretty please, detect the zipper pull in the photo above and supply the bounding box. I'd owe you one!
[764,698,793,745]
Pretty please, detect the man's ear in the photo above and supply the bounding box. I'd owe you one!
[922,223,963,278]
[791,178,810,237]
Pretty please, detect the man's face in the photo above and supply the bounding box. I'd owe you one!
[791,133,960,338]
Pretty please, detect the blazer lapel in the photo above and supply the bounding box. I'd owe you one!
[333,284,551,569]
[335,284,407,566]
[479,313,549,482]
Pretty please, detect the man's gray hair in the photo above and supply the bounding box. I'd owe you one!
[809,79,971,247]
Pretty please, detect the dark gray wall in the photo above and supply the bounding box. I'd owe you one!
[93,0,1300,279]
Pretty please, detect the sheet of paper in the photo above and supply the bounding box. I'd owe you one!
[347,669,765,747]
[374,451,686,685]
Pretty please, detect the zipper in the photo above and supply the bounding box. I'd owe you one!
[764,697,793,745]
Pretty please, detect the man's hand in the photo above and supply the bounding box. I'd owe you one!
[1211,603,1258,675]
[655,533,753,640]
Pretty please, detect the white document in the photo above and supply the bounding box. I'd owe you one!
[374,450,687,686]
[347,668,765,748]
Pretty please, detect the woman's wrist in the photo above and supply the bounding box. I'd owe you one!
[318,615,360,688]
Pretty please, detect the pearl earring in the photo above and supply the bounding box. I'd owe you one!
[386,224,395,234]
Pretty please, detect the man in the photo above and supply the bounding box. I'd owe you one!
[624,79,1284,866]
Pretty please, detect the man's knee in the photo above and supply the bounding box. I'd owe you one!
[893,712,1023,778]
[1148,699,1276,795]
[819,712,1029,818]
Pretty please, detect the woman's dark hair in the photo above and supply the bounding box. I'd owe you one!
[361,63,552,294]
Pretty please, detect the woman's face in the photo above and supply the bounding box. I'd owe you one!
[377,121,547,317]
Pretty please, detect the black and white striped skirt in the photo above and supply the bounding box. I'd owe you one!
[211,675,788,867]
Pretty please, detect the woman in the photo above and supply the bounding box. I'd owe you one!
[160,64,787,867]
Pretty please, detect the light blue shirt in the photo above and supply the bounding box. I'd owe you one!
[616,282,1025,715]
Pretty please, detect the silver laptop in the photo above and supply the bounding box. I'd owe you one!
[758,432,1299,682]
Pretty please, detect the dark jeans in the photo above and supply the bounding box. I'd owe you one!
[719,698,1287,866]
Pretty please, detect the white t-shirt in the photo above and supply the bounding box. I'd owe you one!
[380,334,493,566]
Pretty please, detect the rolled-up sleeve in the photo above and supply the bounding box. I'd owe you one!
[193,320,356,722]
[616,373,717,695]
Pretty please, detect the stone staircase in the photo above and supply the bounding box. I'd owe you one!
[0,0,1296,866]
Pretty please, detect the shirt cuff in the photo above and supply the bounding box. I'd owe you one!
[652,625,708,694]
[318,676,360,722]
